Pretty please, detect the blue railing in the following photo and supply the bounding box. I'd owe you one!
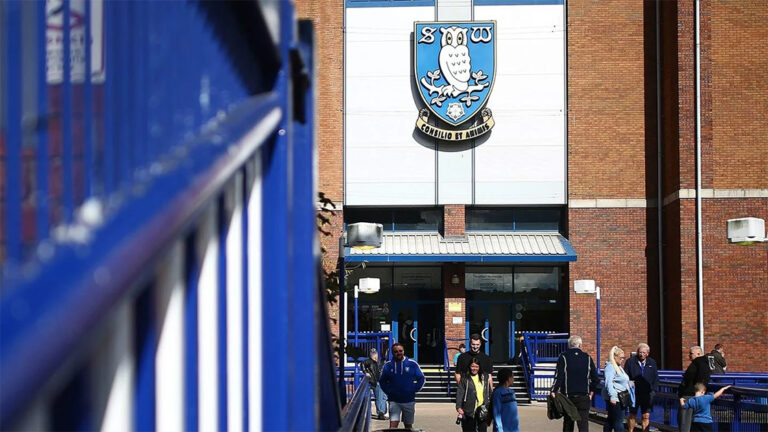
[1,1,345,430]
[346,331,393,390]
[341,376,372,432]
[591,380,768,431]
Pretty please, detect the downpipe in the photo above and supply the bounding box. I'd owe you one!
[694,0,705,349]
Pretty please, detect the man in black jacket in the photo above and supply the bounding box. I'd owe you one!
[550,335,599,431]
[710,343,726,374]
[455,333,494,391]
[625,343,659,432]
[362,348,387,419]
[678,346,715,432]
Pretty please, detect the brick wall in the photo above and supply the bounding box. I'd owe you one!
[444,204,465,237]
[567,0,647,199]
[710,2,768,189]
[443,263,466,365]
[568,208,652,365]
[296,0,344,203]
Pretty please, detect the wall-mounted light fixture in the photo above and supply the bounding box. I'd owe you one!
[451,274,460,284]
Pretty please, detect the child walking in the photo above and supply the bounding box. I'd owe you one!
[491,369,520,432]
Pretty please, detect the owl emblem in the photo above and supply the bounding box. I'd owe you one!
[438,26,471,94]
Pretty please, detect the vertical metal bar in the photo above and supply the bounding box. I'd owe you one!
[117,1,129,186]
[262,0,291,419]
[135,286,157,431]
[413,320,418,362]
[83,0,93,197]
[102,0,115,195]
[35,0,49,242]
[184,233,199,432]
[3,0,23,262]
[62,0,73,221]
[217,196,228,432]
[241,169,250,432]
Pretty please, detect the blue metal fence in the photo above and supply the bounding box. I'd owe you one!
[1,1,342,430]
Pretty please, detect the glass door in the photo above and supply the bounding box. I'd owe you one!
[467,302,514,364]
[392,301,444,364]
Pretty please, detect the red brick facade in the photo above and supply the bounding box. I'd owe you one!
[300,0,768,371]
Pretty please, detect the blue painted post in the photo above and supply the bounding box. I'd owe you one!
[35,0,49,241]
[465,321,469,346]
[733,392,741,432]
[62,0,74,220]
[337,251,347,407]
[2,0,23,263]
[83,0,93,197]
[596,287,601,368]
[354,286,359,389]
[484,319,490,356]
[135,287,157,430]
[184,234,199,432]
[413,320,418,362]
[217,197,228,432]
[509,320,515,360]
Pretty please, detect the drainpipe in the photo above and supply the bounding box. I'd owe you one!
[694,0,705,349]
[655,0,665,367]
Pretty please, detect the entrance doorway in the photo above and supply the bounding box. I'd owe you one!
[392,302,444,364]
[467,301,515,364]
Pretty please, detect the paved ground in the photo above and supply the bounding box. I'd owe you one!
[369,401,602,431]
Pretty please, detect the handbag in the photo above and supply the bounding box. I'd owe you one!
[617,390,631,408]
[475,404,489,423]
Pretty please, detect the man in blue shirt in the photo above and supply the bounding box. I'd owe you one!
[679,383,731,431]
[492,369,519,432]
[380,342,425,429]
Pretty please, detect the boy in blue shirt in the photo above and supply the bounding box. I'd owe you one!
[679,383,731,431]
[491,369,519,432]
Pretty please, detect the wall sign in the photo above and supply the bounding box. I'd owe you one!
[414,21,496,141]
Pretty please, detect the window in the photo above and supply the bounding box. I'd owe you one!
[345,207,443,232]
[466,207,564,232]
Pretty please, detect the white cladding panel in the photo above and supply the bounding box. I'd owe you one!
[346,6,436,205]
[474,4,565,204]
[345,3,566,205]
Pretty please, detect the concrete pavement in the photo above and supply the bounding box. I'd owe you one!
[369,402,601,431]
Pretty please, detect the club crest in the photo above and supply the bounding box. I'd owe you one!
[414,21,496,141]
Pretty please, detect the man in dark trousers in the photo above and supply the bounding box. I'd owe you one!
[678,346,715,432]
[549,335,599,431]
[362,348,387,420]
[625,343,660,432]
[455,333,494,391]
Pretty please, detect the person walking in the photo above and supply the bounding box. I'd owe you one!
[680,383,732,431]
[678,346,715,432]
[550,335,599,431]
[456,334,494,390]
[379,342,425,430]
[624,343,659,432]
[454,343,467,366]
[601,346,633,432]
[456,357,491,432]
[362,348,387,420]
[709,344,726,374]
[491,368,520,432]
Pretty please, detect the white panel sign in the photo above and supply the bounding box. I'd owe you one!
[46,0,105,84]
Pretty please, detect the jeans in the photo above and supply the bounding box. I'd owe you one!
[678,396,694,432]
[603,400,625,432]
[461,415,488,432]
[563,394,591,431]
[373,383,387,415]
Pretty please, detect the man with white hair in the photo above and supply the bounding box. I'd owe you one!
[550,335,599,431]
[624,343,659,432]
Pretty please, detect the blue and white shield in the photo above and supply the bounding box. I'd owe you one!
[414,21,496,126]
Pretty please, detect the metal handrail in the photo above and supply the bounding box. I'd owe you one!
[341,376,372,432]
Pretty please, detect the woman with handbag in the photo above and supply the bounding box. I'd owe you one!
[456,357,491,432]
[601,346,634,432]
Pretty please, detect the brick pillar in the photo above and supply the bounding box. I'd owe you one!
[444,204,465,238]
[319,206,344,365]
[444,263,466,367]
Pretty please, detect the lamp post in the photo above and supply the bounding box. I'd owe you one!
[574,279,601,365]
[353,278,380,388]
[337,222,383,407]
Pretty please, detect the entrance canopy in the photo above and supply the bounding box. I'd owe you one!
[346,232,577,263]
